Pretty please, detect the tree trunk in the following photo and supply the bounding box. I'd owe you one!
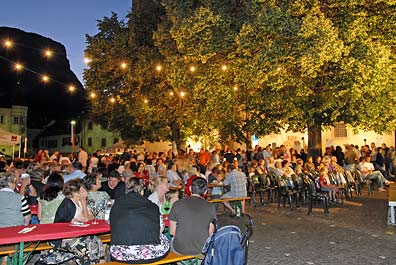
[308,125,322,159]
[171,122,181,157]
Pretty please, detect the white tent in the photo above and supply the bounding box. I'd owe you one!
[0,128,21,157]
[0,128,21,145]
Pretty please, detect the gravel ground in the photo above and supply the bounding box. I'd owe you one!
[219,189,396,265]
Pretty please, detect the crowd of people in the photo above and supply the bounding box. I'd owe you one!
[0,142,395,263]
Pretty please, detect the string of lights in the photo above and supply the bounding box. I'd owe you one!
[1,38,78,92]
[2,38,238,103]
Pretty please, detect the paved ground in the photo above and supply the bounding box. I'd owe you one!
[219,189,396,265]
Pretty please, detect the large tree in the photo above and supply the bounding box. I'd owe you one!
[232,0,396,157]
[85,0,396,155]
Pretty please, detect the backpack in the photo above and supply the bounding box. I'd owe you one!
[201,225,245,265]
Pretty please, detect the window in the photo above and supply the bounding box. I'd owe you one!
[21,127,25,133]
[88,137,93,146]
[0,115,4,124]
[334,123,347,138]
[47,140,58,148]
[13,116,19,124]
[62,137,69,146]
[88,122,93,130]
[101,138,106,147]
[19,116,25,124]
[113,138,119,144]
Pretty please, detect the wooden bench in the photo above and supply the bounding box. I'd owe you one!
[388,184,396,225]
[99,252,198,265]
[0,233,111,256]
[208,197,251,203]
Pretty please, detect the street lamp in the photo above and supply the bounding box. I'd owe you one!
[71,120,76,151]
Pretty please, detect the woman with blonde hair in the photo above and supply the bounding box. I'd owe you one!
[148,176,169,213]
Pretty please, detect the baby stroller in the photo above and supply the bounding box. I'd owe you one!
[201,214,253,265]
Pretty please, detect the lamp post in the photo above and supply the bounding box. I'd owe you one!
[71,120,76,151]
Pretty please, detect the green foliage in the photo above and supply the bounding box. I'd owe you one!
[84,0,396,149]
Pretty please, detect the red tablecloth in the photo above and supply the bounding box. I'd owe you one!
[0,220,110,245]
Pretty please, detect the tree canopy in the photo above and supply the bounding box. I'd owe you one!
[84,0,396,154]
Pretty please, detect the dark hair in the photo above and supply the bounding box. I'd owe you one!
[191,177,207,196]
[83,173,98,191]
[281,160,288,168]
[167,162,175,170]
[126,177,144,194]
[63,178,83,198]
[72,161,83,170]
[13,159,24,169]
[109,170,120,179]
[40,172,64,201]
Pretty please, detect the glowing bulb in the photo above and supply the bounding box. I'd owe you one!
[110,97,116,103]
[155,65,162,72]
[180,91,186,97]
[69,85,76,92]
[221,65,227,71]
[169,91,174,96]
[233,86,238,91]
[84,57,92,64]
[120,62,127,69]
[90,92,96,99]
[44,50,53,57]
[277,66,281,71]
[189,66,196,72]
[144,99,148,104]
[14,63,23,71]
[42,75,50,82]
[4,39,13,48]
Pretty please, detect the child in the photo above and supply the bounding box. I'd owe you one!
[161,190,179,214]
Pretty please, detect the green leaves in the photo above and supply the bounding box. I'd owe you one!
[84,0,396,148]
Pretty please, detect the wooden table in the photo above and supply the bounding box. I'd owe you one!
[0,220,110,265]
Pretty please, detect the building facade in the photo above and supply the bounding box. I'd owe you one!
[37,120,122,155]
[0,105,27,155]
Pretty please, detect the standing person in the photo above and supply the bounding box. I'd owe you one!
[87,152,99,173]
[169,178,216,256]
[197,148,210,174]
[109,178,169,263]
[78,147,88,172]
[99,170,126,200]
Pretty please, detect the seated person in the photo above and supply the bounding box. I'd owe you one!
[53,179,104,265]
[207,167,225,199]
[148,175,169,212]
[0,172,31,227]
[83,173,110,219]
[357,156,389,191]
[169,178,216,256]
[38,172,65,224]
[166,162,182,189]
[161,190,179,214]
[110,177,169,263]
[63,162,86,183]
[99,170,126,200]
[221,164,247,215]
[318,167,339,202]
